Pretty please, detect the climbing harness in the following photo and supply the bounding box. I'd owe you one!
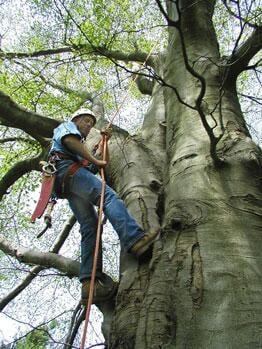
[31,142,103,237]
[58,159,90,198]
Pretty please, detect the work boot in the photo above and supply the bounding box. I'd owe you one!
[130,230,160,257]
[81,274,118,305]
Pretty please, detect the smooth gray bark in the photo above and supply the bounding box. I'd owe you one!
[107,1,262,348]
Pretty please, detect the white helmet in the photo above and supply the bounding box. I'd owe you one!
[71,107,97,125]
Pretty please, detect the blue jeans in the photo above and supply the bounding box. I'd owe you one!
[55,161,144,281]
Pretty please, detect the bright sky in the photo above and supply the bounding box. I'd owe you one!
[0,315,18,341]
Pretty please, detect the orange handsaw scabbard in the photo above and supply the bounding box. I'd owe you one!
[31,174,55,223]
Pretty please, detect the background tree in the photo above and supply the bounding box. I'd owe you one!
[0,0,261,348]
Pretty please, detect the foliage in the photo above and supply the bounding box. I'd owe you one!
[14,327,49,349]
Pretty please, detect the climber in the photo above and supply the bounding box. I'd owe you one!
[49,108,159,304]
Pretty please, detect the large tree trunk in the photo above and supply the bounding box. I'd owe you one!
[107,2,262,348]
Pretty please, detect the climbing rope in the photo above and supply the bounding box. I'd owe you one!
[80,134,108,349]
[80,42,158,349]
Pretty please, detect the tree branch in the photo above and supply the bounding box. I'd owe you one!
[0,137,37,145]
[227,26,262,78]
[0,266,43,312]
[0,46,75,59]
[58,0,155,67]
[0,90,60,139]
[238,92,262,105]
[0,234,80,278]
[14,60,93,102]
[63,302,85,349]
[0,216,76,312]
[154,0,177,26]
[1,44,153,66]
[221,0,259,29]
[94,46,154,66]
[0,151,45,201]
[3,310,79,348]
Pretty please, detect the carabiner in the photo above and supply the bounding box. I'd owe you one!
[42,162,57,175]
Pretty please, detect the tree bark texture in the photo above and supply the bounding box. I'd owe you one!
[106,2,262,348]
